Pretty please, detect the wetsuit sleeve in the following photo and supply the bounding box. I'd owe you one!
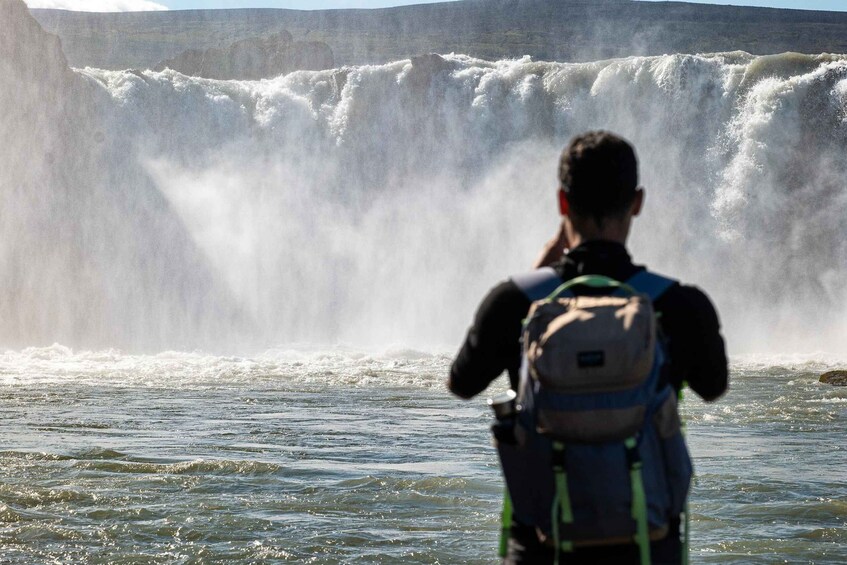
[660,285,729,402]
[448,281,530,399]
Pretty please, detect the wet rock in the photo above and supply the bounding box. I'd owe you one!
[331,69,349,97]
[819,371,847,386]
[410,53,455,75]
[405,53,457,92]
[0,0,81,181]
[154,32,334,80]
[0,0,244,349]
[0,0,73,85]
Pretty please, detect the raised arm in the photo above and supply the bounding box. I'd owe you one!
[532,222,570,269]
[448,281,529,399]
[660,285,729,401]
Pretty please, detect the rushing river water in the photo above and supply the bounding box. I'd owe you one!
[1,346,845,563]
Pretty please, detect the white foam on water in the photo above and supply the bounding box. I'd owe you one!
[0,344,453,389]
[1,344,842,391]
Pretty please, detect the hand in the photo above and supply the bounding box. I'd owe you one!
[533,223,570,269]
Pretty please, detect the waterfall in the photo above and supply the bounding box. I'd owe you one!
[3,5,846,354]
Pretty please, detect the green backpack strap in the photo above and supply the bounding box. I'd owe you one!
[551,441,574,565]
[498,490,512,558]
[625,437,652,565]
[545,274,639,300]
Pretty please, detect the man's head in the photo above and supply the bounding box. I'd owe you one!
[557,131,643,243]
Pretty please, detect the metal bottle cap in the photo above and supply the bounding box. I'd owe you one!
[487,389,517,420]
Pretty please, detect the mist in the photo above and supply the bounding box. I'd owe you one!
[2,0,846,355]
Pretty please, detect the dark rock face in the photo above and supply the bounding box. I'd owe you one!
[404,53,457,92]
[33,1,847,69]
[819,371,847,386]
[410,53,454,74]
[0,0,71,85]
[154,32,334,80]
[331,69,348,97]
[0,0,78,148]
[279,41,334,76]
[0,0,242,350]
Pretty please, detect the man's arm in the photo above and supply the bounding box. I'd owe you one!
[660,285,729,401]
[448,281,529,399]
[533,223,569,269]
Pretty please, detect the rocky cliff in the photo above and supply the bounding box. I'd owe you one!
[0,0,78,168]
[0,0,241,350]
[154,32,334,79]
[30,1,847,69]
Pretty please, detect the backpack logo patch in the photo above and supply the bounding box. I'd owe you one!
[577,350,605,368]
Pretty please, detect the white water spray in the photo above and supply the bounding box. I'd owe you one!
[2,3,846,354]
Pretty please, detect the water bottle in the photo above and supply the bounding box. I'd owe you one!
[488,389,517,445]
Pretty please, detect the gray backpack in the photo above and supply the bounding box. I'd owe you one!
[496,268,692,564]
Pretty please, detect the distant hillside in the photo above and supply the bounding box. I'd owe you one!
[32,0,847,70]
[153,32,334,79]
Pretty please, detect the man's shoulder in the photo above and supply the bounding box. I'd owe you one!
[657,278,717,309]
[649,273,722,329]
[475,277,533,322]
[478,267,719,318]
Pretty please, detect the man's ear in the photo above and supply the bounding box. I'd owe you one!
[558,188,570,216]
[632,188,645,217]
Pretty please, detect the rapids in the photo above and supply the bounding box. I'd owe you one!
[1,347,846,563]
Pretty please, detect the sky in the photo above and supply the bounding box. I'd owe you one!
[22,0,847,12]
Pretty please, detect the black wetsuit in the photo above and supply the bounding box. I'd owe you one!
[449,240,729,564]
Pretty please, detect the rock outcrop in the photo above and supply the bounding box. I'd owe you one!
[0,0,86,228]
[405,53,456,90]
[154,32,334,80]
[819,371,847,386]
[0,0,72,85]
[0,0,79,152]
[0,0,243,350]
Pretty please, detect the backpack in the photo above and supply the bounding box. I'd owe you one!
[495,267,692,564]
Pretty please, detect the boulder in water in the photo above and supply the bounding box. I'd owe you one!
[819,371,847,386]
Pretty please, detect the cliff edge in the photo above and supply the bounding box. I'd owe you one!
[154,32,334,79]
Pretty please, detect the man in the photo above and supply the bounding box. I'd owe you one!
[449,131,728,564]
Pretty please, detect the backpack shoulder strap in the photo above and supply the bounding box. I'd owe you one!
[625,269,678,302]
[510,267,563,302]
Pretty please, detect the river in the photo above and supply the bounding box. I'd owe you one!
[1,347,845,563]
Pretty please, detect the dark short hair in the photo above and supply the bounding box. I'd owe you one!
[558,131,638,225]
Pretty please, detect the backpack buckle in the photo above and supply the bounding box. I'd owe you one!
[624,437,642,469]
[551,442,566,469]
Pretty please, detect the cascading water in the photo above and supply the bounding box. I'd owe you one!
[5,40,846,353]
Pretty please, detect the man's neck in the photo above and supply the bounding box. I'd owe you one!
[566,225,629,248]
